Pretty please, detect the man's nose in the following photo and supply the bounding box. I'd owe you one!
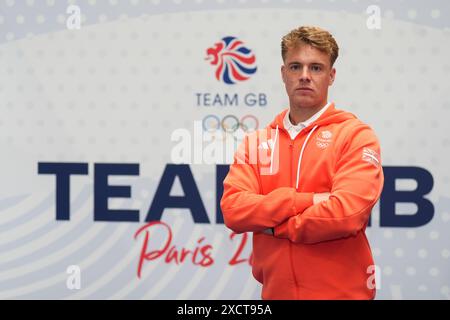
[299,66,311,82]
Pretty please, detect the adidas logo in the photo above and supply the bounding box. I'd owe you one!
[258,139,274,150]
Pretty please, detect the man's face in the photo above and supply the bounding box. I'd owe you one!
[281,44,336,109]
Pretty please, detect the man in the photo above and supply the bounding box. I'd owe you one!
[220,26,384,299]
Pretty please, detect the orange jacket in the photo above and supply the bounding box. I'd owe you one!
[220,103,384,300]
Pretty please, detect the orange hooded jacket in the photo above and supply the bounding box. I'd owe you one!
[220,103,384,300]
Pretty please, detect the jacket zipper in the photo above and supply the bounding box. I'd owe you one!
[287,132,300,299]
[277,123,318,298]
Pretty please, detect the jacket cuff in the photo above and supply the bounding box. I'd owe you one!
[293,191,314,214]
[275,192,313,239]
[274,219,290,239]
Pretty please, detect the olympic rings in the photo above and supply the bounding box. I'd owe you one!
[202,114,259,133]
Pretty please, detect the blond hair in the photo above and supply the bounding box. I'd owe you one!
[281,26,339,66]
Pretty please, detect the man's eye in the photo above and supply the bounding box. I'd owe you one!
[290,65,300,71]
[311,65,322,72]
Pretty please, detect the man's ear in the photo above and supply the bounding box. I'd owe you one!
[281,65,287,84]
[329,67,336,86]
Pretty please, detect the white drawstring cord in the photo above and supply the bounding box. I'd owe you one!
[295,125,318,189]
[269,125,279,174]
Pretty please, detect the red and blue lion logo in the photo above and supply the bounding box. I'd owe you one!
[205,36,257,85]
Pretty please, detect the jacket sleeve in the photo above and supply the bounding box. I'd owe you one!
[220,134,314,234]
[274,124,384,244]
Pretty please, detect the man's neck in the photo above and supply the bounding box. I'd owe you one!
[289,101,327,125]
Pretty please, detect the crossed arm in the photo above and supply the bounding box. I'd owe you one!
[261,192,330,235]
[220,125,384,244]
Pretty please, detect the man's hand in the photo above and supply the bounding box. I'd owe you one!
[313,192,331,204]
